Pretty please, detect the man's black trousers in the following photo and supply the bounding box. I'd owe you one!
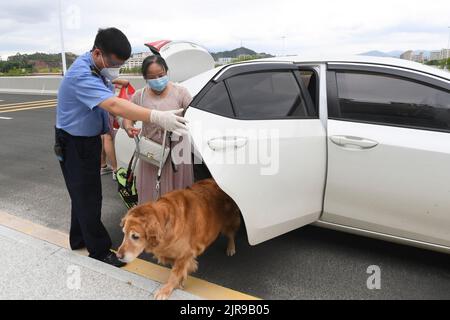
[55,128,112,259]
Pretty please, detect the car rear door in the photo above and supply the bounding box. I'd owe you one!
[324,63,450,247]
[185,62,327,245]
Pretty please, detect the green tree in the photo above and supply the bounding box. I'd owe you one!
[425,58,450,69]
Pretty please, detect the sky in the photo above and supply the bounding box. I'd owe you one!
[0,0,449,60]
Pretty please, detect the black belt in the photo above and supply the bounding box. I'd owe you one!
[55,127,100,140]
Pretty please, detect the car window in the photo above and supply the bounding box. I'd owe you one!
[196,81,234,117]
[226,71,308,119]
[335,72,450,131]
[299,70,317,109]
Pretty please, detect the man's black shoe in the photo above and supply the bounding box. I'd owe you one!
[70,239,86,250]
[100,252,127,268]
[70,243,86,250]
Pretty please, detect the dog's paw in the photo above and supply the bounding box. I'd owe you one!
[154,286,173,300]
[226,247,236,257]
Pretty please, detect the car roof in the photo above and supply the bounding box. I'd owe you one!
[182,54,449,97]
[252,54,450,80]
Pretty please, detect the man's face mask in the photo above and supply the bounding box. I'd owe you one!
[101,67,120,81]
[99,53,121,81]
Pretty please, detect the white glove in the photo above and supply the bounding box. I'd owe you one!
[149,109,188,134]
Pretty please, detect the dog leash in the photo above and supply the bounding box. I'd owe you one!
[155,130,169,199]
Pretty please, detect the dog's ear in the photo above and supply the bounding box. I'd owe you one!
[144,215,164,246]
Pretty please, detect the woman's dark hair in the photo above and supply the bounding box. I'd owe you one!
[92,28,131,61]
[141,54,169,79]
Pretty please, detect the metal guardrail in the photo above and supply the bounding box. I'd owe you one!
[0,76,62,95]
[0,76,146,96]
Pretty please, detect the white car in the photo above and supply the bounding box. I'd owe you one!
[116,55,450,254]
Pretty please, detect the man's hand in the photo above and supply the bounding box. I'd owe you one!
[149,109,188,134]
[112,78,130,88]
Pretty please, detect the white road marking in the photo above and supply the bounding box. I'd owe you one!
[0,117,13,120]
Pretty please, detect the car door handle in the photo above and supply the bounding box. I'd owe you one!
[330,135,379,149]
[207,137,248,151]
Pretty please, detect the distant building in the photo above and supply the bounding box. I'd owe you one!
[441,49,450,60]
[412,52,424,63]
[238,54,250,58]
[400,50,425,63]
[430,51,442,61]
[122,52,153,70]
[216,57,233,65]
[400,50,414,61]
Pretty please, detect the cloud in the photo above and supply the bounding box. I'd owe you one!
[0,0,55,24]
[0,0,449,60]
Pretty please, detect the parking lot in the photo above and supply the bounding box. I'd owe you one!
[1,92,450,299]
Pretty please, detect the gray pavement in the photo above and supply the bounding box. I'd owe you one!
[1,93,450,300]
[0,224,198,300]
[0,93,56,104]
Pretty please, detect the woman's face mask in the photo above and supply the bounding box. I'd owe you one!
[147,75,169,92]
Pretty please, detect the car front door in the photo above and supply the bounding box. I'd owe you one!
[185,63,327,245]
[324,63,450,248]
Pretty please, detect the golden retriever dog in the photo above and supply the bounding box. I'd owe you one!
[116,178,241,300]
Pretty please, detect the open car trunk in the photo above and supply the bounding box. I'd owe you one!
[145,40,215,83]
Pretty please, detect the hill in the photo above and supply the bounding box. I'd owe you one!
[359,50,401,58]
[359,50,434,59]
[0,52,78,75]
[210,47,274,60]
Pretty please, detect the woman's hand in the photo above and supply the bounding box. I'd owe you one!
[125,126,141,138]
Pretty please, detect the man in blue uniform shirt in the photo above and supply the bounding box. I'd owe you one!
[55,28,187,267]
